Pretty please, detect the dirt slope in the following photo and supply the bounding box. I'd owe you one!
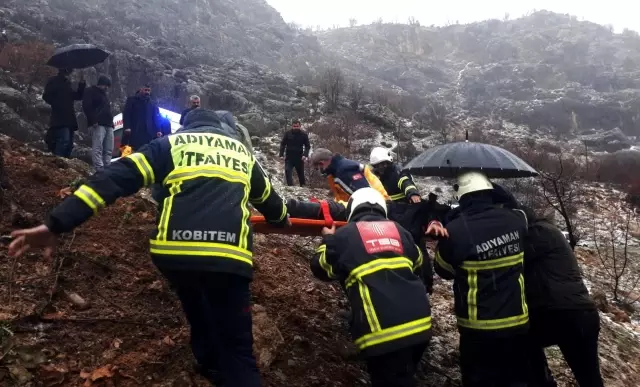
[2,135,640,386]
[0,136,368,386]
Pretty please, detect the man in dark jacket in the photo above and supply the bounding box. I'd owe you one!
[311,187,432,387]
[522,207,604,387]
[8,109,289,387]
[122,85,161,151]
[82,76,114,172]
[434,171,529,387]
[279,120,310,186]
[179,95,200,126]
[42,68,86,158]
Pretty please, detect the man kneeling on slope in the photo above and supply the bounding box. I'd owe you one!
[309,148,389,203]
[310,187,432,387]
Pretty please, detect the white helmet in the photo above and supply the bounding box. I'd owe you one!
[346,187,388,221]
[453,171,493,201]
[369,147,393,166]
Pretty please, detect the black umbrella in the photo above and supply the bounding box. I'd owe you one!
[404,137,538,179]
[46,44,110,69]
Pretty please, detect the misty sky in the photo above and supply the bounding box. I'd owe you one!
[265,0,639,33]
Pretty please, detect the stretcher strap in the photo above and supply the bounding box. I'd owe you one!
[320,200,334,227]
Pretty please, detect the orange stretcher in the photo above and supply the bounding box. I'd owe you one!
[250,199,347,236]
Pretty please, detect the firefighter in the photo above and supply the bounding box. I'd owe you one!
[310,187,432,387]
[8,109,289,387]
[369,147,420,203]
[309,148,388,203]
[433,171,529,387]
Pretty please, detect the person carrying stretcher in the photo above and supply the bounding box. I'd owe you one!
[310,188,432,387]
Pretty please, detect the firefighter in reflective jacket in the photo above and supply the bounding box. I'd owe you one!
[433,171,529,387]
[8,109,288,387]
[309,148,388,203]
[311,188,431,387]
[369,147,420,203]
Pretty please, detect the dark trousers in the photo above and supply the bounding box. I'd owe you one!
[365,343,428,387]
[284,157,305,186]
[46,127,74,158]
[158,269,261,387]
[460,332,529,387]
[527,309,603,387]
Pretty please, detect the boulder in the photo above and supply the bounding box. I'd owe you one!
[580,128,632,153]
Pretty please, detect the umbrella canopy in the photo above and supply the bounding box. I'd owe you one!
[404,141,538,179]
[46,44,110,69]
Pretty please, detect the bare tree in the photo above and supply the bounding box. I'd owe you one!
[512,145,584,250]
[418,99,452,144]
[320,67,345,112]
[407,16,420,26]
[348,82,364,111]
[349,18,358,28]
[592,206,640,304]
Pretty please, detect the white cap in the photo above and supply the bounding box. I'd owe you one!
[369,147,393,165]
[453,171,493,201]
[347,187,388,221]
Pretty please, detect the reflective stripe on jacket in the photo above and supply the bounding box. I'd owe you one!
[310,212,431,356]
[46,123,287,279]
[434,199,529,335]
[377,164,420,202]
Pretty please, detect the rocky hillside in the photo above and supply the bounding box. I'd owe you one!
[0,0,334,155]
[318,12,640,147]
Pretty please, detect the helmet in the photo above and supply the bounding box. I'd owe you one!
[346,187,388,221]
[369,147,393,166]
[453,171,493,201]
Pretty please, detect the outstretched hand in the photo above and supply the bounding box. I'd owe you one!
[425,221,449,238]
[8,224,57,258]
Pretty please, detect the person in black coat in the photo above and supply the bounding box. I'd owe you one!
[83,76,114,172]
[122,85,161,151]
[311,188,432,387]
[279,120,310,186]
[522,206,604,387]
[42,68,86,158]
[179,95,200,126]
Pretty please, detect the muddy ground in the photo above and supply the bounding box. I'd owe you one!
[1,136,640,386]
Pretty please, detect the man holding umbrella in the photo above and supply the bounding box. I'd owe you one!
[43,44,111,158]
[42,68,86,158]
[404,136,539,387]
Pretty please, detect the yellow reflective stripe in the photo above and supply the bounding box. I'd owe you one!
[355,317,431,350]
[239,163,251,250]
[249,176,271,204]
[157,182,182,241]
[345,257,413,288]
[397,176,409,190]
[457,313,529,330]
[390,192,406,201]
[359,281,381,332]
[276,198,288,222]
[149,240,253,265]
[404,185,418,195]
[316,245,337,279]
[73,184,106,214]
[414,246,423,271]
[467,269,478,320]
[519,274,528,315]
[461,253,524,270]
[435,250,454,273]
[127,153,155,186]
[165,166,249,185]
